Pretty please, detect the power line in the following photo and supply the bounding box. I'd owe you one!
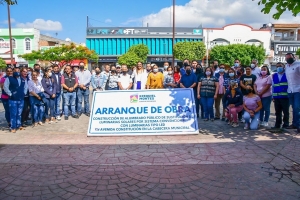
[88,17,120,27]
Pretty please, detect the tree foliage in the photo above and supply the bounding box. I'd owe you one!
[127,44,149,63]
[118,51,141,67]
[296,48,300,58]
[19,43,99,68]
[258,0,300,19]
[0,0,17,5]
[117,44,149,67]
[209,44,266,66]
[0,57,6,69]
[173,41,206,61]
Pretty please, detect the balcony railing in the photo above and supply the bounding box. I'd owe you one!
[273,35,300,41]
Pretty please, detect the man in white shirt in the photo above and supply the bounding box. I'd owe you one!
[284,53,300,133]
[75,62,91,117]
[250,59,261,78]
[118,65,133,90]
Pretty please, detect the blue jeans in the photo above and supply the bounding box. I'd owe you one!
[77,88,90,114]
[63,92,76,116]
[44,98,55,119]
[29,96,44,123]
[244,111,260,130]
[260,95,272,122]
[54,93,61,117]
[9,100,24,130]
[2,98,10,124]
[200,97,214,119]
[288,92,300,128]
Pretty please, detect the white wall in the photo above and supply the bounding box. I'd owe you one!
[204,24,271,65]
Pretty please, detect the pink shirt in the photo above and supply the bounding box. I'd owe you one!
[255,75,272,98]
[243,95,261,111]
[0,77,9,99]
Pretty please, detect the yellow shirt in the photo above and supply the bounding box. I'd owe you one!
[147,72,164,89]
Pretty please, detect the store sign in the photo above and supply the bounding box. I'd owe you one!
[87,28,148,35]
[0,41,10,49]
[273,44,300,62]
[193,29,203,35]
[87,89,199,136]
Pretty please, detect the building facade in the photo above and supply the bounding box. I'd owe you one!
[0,28,40,67]
[203,24,272,66]
[269,24,300,69]
[86,27,203,67]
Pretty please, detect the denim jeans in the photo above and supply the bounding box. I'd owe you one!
[260,95,272,122]
[54,93,61,117]
[63,92,76,116]
[288,92,300,128]
[9,100,24,130]
[29,96,44,123]
[244,111,260,130]
[21,96,30,123]
[2,98,10,124]
[44,98,55,119]
[200,97,214,119]
[77,88,90,114]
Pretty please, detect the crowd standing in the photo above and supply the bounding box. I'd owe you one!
[0,53,300,133]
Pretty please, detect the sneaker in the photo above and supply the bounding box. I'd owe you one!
[64,116,69,120]
[260,121,265,126]
[264,122,268,127]
[72,114,79,119]
[56,116,61,121]
[85,113,90,117]
[232,122,239,127]
[244,123,249,130]
[211,119,214,122]
[11,129,16,133]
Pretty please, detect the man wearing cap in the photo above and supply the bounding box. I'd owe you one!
[284,53,300,133]
[3,66,28,133]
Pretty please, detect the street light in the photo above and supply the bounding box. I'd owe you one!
[7,3,14,67]
[172,0,175,68]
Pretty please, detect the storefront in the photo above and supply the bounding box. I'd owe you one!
[86,27,203,67]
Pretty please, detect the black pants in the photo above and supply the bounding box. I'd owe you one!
[21,96,30,124]
[274,98,289,127]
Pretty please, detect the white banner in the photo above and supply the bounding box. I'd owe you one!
[87,89,199,136]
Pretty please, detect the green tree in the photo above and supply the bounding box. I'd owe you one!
[19,43,99,68]
[0,0,17,5]
[209,44,266,66]
[0,57,6,69]
[173,41,206,61]
[127,44,149,63]
[118,51,141,67]
[296,48,300,58]
[258,0,300,19]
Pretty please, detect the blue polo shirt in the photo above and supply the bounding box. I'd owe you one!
[180,73,197,88]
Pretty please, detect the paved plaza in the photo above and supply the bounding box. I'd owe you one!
[0,102,299,200]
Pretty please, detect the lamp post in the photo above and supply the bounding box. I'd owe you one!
[172,0,175,67]
[205,29,213,68]
[7,3,14,67]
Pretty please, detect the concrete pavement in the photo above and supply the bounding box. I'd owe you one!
[0,102,299,199]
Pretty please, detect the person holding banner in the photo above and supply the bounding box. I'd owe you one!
[132,62,148,90]
[163,66,177,89]
[107,65,119,90]
[146,64,164,89]
[118,65,133,90]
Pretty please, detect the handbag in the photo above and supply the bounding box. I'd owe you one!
[31,92,45,105]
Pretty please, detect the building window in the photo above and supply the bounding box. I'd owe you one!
[12,38,16,49]
[25,38,31,51]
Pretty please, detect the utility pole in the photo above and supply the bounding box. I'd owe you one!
[7,3,14,67]
[172,0,175,68]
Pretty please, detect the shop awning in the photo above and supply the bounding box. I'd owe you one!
[5,60,16,65]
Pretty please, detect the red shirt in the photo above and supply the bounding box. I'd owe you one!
[173,72,181,83]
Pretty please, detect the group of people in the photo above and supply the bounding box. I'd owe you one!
[1,52,300,133]
[0,62,91,133]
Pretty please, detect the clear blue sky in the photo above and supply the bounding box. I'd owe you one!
[0,0,189,43]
